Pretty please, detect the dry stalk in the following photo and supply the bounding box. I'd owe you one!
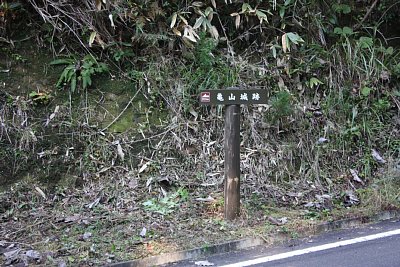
[100,88,141,132]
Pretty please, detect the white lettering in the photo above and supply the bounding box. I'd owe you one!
[240,93,248,101]
[252,93,260,101]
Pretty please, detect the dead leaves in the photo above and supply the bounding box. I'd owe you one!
[170,6,219,42]
[34,186,47,200]
[86,197,101,209]
[350,169,364,185]
[2,245,43,266]
[25,250,41,260]
[343,190,360,207]
[267,216,288,226]
[79,232,92,241]
[3,248,21,264]
[116,141,125,161]
[371,149,386,164]
[95,0,107,11]
[63,214,81,223]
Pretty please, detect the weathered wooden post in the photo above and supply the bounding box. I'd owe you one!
[224,104,241,220]
[199,88,267,220]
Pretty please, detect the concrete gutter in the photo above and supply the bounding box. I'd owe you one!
[107,238,265,267]
[108,210,400,267]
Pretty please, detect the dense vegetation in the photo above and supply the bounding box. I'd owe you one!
[0,0,399,265]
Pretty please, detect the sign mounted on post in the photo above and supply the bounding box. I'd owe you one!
[199,88,268,105]
[200,92,211,103]
[199,87,268,221]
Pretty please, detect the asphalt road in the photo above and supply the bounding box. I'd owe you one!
[166,219,400,267]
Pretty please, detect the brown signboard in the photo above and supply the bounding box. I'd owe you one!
[199,88,268,105]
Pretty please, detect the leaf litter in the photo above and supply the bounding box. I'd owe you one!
[0,103,398,266]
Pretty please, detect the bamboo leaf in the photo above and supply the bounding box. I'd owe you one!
[235,15,241,29]
[95,0,102,10]
[183,26,198,42]
[89,31,97,47]
[284,0,292,6]
[282,33,288,53]
[117,142,125,161]
[192,1,204,7]
[184,33,197,43]
[205,7,213,16]
[286,32,304,44]
[209,26,219,39]
[279,7,285,18]
[172,28,181,36]
[178,14,188,25]
[256,10,267,19]
[270,46,277,58]
[208,11,213,22]
[242,3,251,13]
[70,75,77,92]
[170,12,177,28]
[211,0,216,9]
[193,16,204,29]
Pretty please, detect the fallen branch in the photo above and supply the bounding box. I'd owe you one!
[100,89,141,132]
[0,240,34,249]
[353,0,379,31]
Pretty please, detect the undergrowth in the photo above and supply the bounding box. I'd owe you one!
[1,1,400,265]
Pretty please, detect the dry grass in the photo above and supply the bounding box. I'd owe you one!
[1,14,400,264]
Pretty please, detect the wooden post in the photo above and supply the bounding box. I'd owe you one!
[199,88,268,220]
[224,104,240,220]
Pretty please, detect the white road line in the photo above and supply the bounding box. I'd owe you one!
[219,228,400,267]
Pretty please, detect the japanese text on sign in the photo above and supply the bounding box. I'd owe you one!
[199,88,267,105]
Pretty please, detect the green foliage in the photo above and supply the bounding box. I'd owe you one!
[0,1,22,9]
[361,87,373,97]
[332,4,351,14]
[282,32,304,53]
[28,91,51,105]
[392,63,400,78]
[358,37,373,49]
[142,188,188,215]
[334,27,353,37]
[194,35,217,70]
[304,209,331,220]
[373,98,391,112]
[309,77,323,89]
[113,49,135,62]
[4,0,400,206]
[269,91,293,121]
[50,55,108,93]
[181,33,238,111]
[11,53,27,63]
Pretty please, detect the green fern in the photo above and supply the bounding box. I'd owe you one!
[50,55,108,93]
